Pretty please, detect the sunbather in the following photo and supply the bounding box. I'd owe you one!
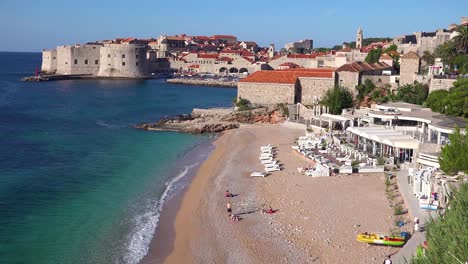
[225,190,232,197]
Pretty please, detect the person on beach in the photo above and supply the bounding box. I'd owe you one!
[225,190,232,197]
[413,222,419,234]
[227,202,232,214]
[383,255,392,264]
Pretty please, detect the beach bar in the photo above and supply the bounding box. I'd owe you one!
[345,127,419,163]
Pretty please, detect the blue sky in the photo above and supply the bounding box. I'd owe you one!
[0,0,466,52]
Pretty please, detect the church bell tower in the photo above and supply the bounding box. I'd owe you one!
[356,27,363,49]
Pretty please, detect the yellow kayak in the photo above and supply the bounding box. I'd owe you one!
[357,233,405,247]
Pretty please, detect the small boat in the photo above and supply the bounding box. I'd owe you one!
[356,233,406,247]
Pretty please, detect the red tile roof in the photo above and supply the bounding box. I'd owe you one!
[287,54,318,59]
[188,64,200,68]
[336,61,391,72]
[212,35,237,39]
[242,56,254,63]
[239,69,334,84]
[198,53,219,59]
[401,51,420,59]
[216,56,234,62]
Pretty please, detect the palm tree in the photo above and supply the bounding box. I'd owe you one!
[452,25,468,54]
[421,50,435,65]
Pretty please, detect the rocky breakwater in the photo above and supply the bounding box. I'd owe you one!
[135,105,288,134]
[166,78,237,88]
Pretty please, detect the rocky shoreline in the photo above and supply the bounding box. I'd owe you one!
[166,78,237,88]
[135,106,288,133]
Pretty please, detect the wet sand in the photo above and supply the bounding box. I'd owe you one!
[142,124,398,264]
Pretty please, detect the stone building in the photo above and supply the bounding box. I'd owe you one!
[237,68,335,105]
[399,52,421,85]
[41,38,156,78]
[336,61,393,92]
[393,29,451,55]
[284,39,314,52]
[54,44,102,75]
[268,54,319,69]
[41,49,57,73]
[97,42,152,78]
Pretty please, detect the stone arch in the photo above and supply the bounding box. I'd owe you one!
[229,67,239,73]
[239,68,248,74]
[219,67,228,73]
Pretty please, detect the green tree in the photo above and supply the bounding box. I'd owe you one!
[439,127,468,175]
[444,78,468,117]
[384,44,398,53]
[421,51,435,65]
[365,48,383,63]
[314,47,332,53]
[320,86,354,115]
[452,25,468,54]
[394,83,428,105]
[356,79,376,101]
[435,41,458,68]
[425,90,449,113]
[411,182,468,264]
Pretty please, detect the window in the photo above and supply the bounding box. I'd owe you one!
[74,59,78,64]
[108,54,111,58]
[122,54,125,58]
[85,59,88,64]
[95,60,99,65]
[136,62,139,66]
[136,55,139,59]
[122,62,125,66]
[53,57,56,60]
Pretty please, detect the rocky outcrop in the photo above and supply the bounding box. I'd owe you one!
[136,105,288,134]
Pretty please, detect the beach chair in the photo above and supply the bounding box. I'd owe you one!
[261,160,277,165]
[250,171,267,177]
[259,154,273,159]
[336,155,350,162]
[264,163,280,169]
[265,167,280,172]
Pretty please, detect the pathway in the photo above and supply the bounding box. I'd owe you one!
[393,169,437,263]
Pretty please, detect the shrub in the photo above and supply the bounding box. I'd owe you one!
[411,182,468,264]
[393,205,404,215]
[320,85,354,115]
[235,97,252,111]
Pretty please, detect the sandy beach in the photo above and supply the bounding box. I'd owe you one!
[142,124,399,264]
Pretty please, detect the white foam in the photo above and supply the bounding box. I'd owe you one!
[96,120,126,129]
[122,163,198,264]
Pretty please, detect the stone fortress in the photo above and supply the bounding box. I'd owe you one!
[41,16,465,87]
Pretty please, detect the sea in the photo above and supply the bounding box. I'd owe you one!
[0,52,236,264]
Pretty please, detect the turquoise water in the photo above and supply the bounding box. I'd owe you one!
[0,52,236,263]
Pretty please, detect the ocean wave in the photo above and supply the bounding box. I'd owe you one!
[122,163,199,264]
[96,120,127,129]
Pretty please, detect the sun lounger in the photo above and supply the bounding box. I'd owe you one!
[336,155,350,162]
[265,167,280,172]
[261,160,277,165]
[250,171,267,177]
[264,164,280,169]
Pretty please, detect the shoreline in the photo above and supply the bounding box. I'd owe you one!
[139,134,219,263]
[144,124,398,263]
